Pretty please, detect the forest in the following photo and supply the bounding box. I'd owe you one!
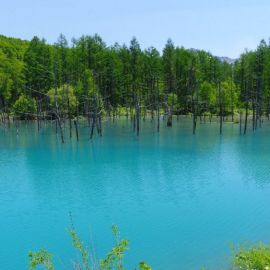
[1,33,270,138]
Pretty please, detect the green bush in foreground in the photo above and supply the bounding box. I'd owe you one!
[28,225,151,270]
[29,249,54,270]
[233,242,270,270]
[29,225,270,270]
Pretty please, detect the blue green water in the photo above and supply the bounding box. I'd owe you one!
[1,118,270,270]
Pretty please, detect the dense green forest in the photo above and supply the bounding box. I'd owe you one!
[1,33,270,135]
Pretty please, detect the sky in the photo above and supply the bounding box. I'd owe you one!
[1,0,270,58]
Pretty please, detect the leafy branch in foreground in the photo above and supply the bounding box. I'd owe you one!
[69,226,90,270]
[28,249,54,270]
[138,261,152,270]
[28,225,151,270]
[232,242,270,270]
[99,225,129,270]
[27,232,270,270]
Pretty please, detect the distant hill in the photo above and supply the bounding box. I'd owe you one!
[189,48,237,64]
[217,56,237,64]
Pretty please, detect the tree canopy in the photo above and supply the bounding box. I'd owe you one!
[1,34,270,123]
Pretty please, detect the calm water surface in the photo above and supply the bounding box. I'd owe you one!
[1,118,270,270]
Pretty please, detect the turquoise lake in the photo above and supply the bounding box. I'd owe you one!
[1,118,270,270]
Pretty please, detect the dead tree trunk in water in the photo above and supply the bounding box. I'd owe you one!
[54,87,64,143]
[53,66,64,143]
[230,66,234,122]
[243,81,249,135]
[74,119,79,141]
[192,96,197,135]
[157,83,160,133]
[54,92,64,144]
[96,97,102,137]
[257,78,262,128]
[166,103,172,127]
[218,83,223,135]
[136,96,140,136]
[165,93,172,127]
[90,97,97,139]
[36,98,40,132]
[56,113,64,143]
[55,117,58,133]
[252,99,255,131]
[67,95,72,139]
[133,95,136,132]
[151,93,154,122]
[193,82,200,134]
[14,116,19,135]
[98,113,102,137]
[143,105,146,122]
[90,113,96,139]
[244,101,248,135]
[239,112,242,135]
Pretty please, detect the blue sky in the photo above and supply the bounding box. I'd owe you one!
[1,0,270,58]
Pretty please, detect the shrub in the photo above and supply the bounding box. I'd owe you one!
[13,94,36,119]
[28,225,151,270]
[232,242,270,270]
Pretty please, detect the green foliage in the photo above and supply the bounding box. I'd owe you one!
[168,93,178,107]
[24,36,53,94]
[3,33,270,118]
[232,242,270,270]
[28,225,151,270]
[220,80,239,110]
[139,261,152,270]
[83,69,99,97]
[28,225,270,270]
[13,94,36,119]
[200,81,216,106]
[0,36,26,104]
[163,39,176,94]
[28,249,54,270]
[69,227,90,270]
[47,84,78,115]
[99,225,129,270]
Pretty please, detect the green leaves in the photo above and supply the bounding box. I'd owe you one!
[28,225,151,270]
[28,249,54,270]
[13,94,36,119]
[0,36,25,104]
[232,242,270,270]
[47,84,78,115]
[24,36,53,94]
[99,225,129,270]
[4,33,265,123]
[139,261,152,270]
[200,81,216,105]
[68,227,90,270]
